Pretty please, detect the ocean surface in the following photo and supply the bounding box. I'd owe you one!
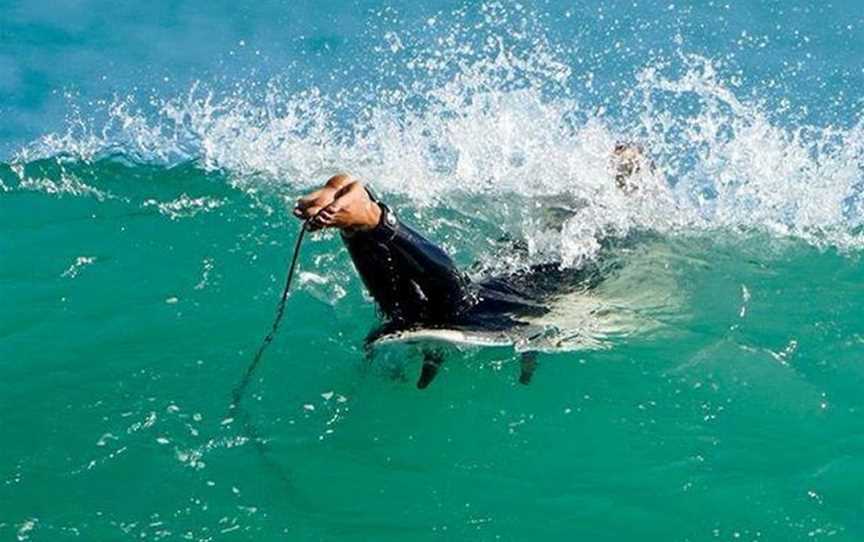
[2,1,864,540]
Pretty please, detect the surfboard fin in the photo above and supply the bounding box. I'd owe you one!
[519,352,537,385]
[417,349,445,389]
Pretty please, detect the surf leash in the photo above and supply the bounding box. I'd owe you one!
[230,219,310,412]
[224,218,313,492]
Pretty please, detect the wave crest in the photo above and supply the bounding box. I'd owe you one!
[5,11,864,260]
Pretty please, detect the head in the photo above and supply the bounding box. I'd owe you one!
[610,142,650,194]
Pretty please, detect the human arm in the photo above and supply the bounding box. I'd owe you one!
[295,177,473,321]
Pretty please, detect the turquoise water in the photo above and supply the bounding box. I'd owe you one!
[3,1,864,540]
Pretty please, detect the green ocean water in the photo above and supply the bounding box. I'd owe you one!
[4,1,864,540]
[3,159,863,540]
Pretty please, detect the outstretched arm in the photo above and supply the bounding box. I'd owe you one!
[295,176,473,321]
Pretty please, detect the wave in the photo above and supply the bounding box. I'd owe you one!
[4,6,864,263]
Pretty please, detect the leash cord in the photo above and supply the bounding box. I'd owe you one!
[230,220,309,411]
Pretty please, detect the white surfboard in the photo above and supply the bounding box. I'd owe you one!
[369,323,581,352]
[369,289,633,353]
[371,241,685,354]
[372,327,516,348]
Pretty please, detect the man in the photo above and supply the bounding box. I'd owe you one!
[294,145,651,388]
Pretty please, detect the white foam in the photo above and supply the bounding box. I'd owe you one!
[7,18,864,261]
[61,256,96,278]
[142,194,225,220]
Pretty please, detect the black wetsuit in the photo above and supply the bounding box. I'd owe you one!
[341,200,595,343]
[341,195,623,388]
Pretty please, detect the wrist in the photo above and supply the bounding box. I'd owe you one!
[356,201,382,231]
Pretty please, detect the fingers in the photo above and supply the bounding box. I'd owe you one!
[294,187,336,220]
[315,182,359,219]
[294,198,315,220]
[305,206,331,231]
[310,204,340,229]
[294,203,324,221]
[309,209,328,229]
[292,178,362,227]
[296,188,324,209]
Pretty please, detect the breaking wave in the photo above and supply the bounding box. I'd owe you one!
[4,3,864,266]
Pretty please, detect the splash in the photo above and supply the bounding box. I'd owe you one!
[61,256,97,279]
[142,194,225,220]
[5,5,864,264]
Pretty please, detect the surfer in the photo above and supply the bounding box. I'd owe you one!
[294,144,651,388]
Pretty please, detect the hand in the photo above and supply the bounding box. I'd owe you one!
[293,174,354,230]
[311,181,382,231]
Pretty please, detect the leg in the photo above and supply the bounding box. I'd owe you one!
[417,349,445,389]
[519,351,538,385]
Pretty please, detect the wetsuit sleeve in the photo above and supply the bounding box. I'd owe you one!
[341,202,473,322]
[366,205,466,288]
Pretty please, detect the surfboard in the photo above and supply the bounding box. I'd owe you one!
[371,327,517,348]
[368,323,581,352]
[370,326,547,388]
[369,243,682,354]
[368,312,610,352]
